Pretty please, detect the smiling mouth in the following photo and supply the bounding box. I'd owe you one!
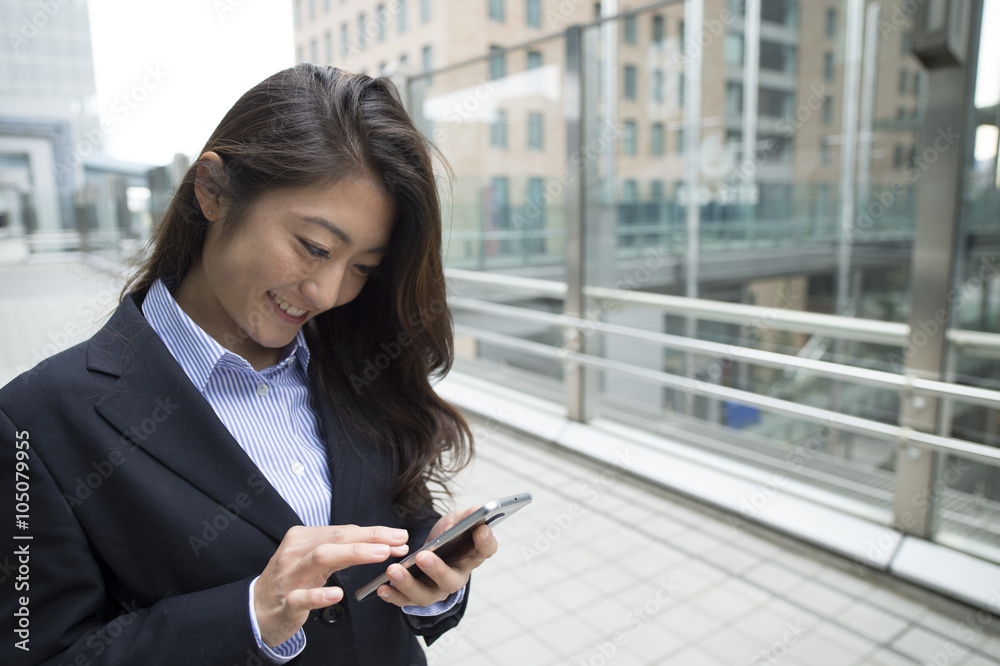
[268,291,307,317]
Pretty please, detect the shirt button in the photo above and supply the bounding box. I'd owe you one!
[255,383,269,396]
[321,604,345,624]
[291,461,305,476]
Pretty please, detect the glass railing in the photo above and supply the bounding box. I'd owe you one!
[404,0,1000,573]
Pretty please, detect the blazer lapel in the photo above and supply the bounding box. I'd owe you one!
[89,293,302,544]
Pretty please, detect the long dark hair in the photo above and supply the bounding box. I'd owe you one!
[124,64,472,517]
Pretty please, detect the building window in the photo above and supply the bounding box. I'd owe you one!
[310,39,318,63]
[379,61,388,75]
[594,2,601,18]
[624,13,637,44]
[624,65,637,100]
[489,0,504,21]
[340,23,348,56]
[825,8,836,37]
[652,69,664,103]
[399,0,407,31]
[528,112,543,150]
[820,138,830,166]
[358,14,366,50]
[489,47,506,80]
[651,123,664,156]
[296,45,304,64]
[652,14,665,47]
[898,69,908,94]
[309,0,316,20]
[527,50,542,69]
[679,72,685,106]
[623,120,637,155]
[422,0,431,22]
[324,0,331,12]
[913,71,921,97]
[902,31,911,56]
[325,31,333,62]
[679,19,685,54]
[678,128,686,154]
[525,177,546,253]
[491,109,508,148]
[725,33,743,66]
[527,0,541,27]
[422,45,432,83]
[377,4,387,41]
[823,52,834,81]
[823,96,833,124]
[294,0,302,27]
[894,144,904,169]
[400,53,409,66]
[651,180,664,200]
[726,82,743,116]
[760,41,796,74]
[490,177,510,249]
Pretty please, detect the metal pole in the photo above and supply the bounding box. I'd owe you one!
[683,0,703,417]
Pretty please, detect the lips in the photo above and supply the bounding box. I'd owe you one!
[268,291,308,320]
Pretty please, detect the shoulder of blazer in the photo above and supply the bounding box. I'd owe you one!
[86,290,163,379]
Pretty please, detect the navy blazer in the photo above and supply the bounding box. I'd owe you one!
[0,291,466,665]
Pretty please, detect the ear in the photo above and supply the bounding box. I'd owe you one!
[193,151,228,220]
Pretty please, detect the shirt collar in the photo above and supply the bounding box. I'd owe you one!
[142,278,311,392]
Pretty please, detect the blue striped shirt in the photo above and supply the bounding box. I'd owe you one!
[142,278,460,662]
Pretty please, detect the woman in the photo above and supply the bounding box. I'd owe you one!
[0,65,495,665]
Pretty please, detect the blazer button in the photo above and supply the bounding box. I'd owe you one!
[321,604,345,624]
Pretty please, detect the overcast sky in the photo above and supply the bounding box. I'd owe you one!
[87,0,295,166]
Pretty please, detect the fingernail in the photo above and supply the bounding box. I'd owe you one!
[371,544,389,556]
[390,529,408,541]
[323,588,340,603]
[387,566,403,582]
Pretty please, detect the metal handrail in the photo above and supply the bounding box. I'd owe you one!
[449,297,1000,409]
[445,267,1000,353]
[454,324,1000,468]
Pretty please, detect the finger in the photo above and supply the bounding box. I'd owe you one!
[375,583,414,608]
[412,552,466,597]
[285,585,345,613]
[320,525,409,547]
[305,542,397,574]
[384,562,450,607]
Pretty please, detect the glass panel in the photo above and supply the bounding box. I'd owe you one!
[934,0,1000,564]
[412,31,569,402]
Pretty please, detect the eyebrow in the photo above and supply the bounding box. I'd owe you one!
[301,215,388,254]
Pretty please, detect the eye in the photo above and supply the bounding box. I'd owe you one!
[299,239,329,259]
[355,264,380,277]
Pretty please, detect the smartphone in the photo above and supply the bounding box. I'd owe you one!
[354,492,532,602]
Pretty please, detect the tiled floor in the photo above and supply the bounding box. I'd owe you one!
[435,421,1000,665]
[3,250,1000,665]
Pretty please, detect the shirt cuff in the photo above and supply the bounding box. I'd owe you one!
[401,585,466,617]
[249,576,307,663]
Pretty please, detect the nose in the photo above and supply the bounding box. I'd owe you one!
[300,263,345,313]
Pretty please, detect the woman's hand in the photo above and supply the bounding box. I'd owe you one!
[254,525,410,647]
[375,506,499,608]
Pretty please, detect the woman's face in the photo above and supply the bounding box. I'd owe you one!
[177,176,395,369]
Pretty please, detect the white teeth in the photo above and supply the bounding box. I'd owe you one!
[270,292,306,317]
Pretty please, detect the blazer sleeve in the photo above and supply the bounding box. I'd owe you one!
[0,405,265,666]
